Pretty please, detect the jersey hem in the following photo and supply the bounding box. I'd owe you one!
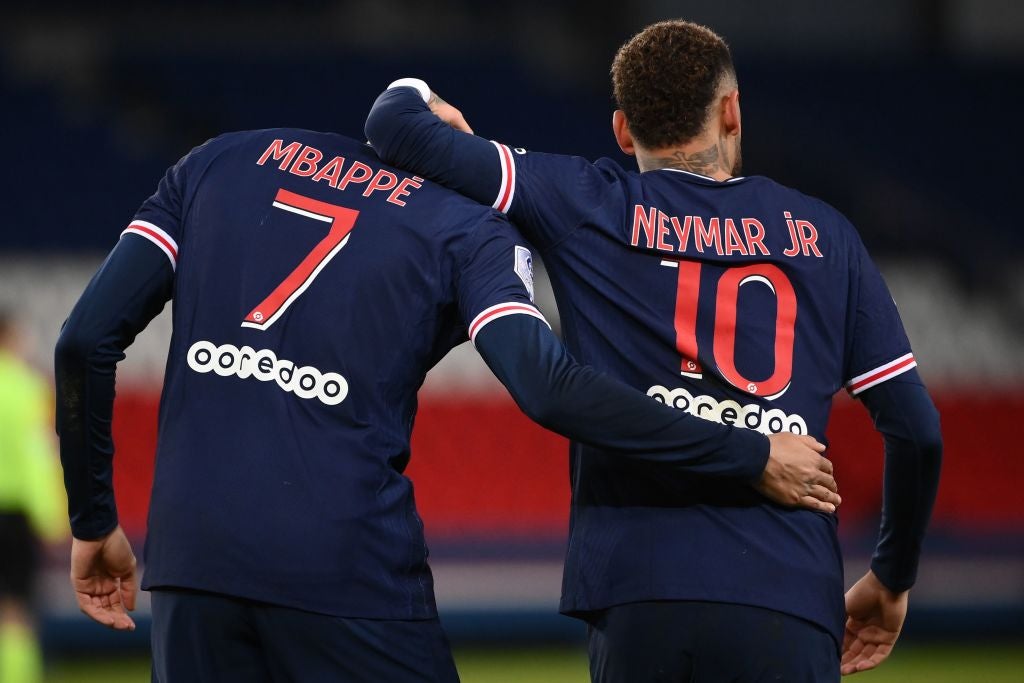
[560,593,841,654]
[141,576,439,621]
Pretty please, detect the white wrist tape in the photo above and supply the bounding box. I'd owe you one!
[387,78,431,103]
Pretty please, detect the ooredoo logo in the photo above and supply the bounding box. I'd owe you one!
[187,340,348,406]
[647,384,807,435]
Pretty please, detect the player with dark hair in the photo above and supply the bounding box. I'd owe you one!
[366,19,943,682]
[54,123,837,681]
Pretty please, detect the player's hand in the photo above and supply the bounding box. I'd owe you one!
[70,525,138,631]
[841,570,908,675]
[427,91,474,134]
[755,433,840,512]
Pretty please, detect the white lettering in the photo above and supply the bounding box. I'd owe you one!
[646,384,808,436]
[187,340,348,406]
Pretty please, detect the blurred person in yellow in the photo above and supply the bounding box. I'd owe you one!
[0,309,67,683]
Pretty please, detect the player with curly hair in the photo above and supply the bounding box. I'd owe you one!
[367,19,943,682]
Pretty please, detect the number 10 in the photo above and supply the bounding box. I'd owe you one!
[663,260,797,399]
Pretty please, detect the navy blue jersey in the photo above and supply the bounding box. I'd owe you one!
[498,158,912,640]
[367,86,926,646]
[126,130,552,619]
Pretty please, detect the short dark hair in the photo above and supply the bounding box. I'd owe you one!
[611,20,736,150]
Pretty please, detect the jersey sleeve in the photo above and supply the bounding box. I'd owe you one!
[366,81,615,250]
[453,214,550,343]
[843,236,917,396]
[121,149,195,270]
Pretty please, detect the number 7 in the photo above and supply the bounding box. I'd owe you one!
[242,188,359,330]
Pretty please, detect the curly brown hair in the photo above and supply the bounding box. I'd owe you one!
[611,20,735,150]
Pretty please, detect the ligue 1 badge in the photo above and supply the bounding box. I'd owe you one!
[514,245,535,302]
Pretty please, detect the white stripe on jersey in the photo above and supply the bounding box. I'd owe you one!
[846,353,917,395]
[468,302,549,344]
[490,141,516,214]
[121,220,178,270]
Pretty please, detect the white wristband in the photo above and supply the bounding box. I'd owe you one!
[387,78,431,103]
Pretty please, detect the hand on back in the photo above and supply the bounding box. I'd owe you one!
[757,433,841,513]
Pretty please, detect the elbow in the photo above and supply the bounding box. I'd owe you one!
[55,321,105,371]
[364,105,397,160]
[920,402,943,456]
[519,394,563,431]
[55,324,92,367]
[918,426,943,464]
[364,111,386,152]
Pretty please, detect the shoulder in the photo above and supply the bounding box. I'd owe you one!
[593,156,633,179]
[193,128,364,159]
[746,175,862,241]
[425,189,513,237]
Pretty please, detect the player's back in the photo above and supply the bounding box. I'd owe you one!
[365,83,920,655]
[541,161,914,649]
[134,129,502,620]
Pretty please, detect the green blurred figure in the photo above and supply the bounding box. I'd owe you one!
[0,310,67,683]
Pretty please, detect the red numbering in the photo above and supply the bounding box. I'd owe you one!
[668,261,797,398]
[242,188,359,330]
[673,261,704,377]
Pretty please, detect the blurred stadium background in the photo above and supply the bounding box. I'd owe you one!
[2,0,1022,680]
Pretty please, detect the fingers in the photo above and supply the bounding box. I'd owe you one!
[798,495,837,514]
[816,471,838,493]
[450,109,474,134]
[800,435,827,454]
[76,590,136,631]
[121,570,138,611]
[807,484,842,508]
[429,102,475,134]
[841,643,891,675]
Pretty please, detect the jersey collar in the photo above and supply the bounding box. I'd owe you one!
[656,168,747,184]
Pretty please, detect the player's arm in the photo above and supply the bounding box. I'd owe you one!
[841,371,941,676]
[54,236,172,631]
[474,315,837,510]
[366,78,612,250]
[55,148,191,632]
[55,237,172,541]
[458,216,838,510]
[839,236,943,674]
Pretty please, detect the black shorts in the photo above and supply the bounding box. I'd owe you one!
[587,600,839,683]
[0,512,38,601]
[150,588,461,683]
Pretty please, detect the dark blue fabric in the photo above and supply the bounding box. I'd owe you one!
[476,315,768,476]
[859,371,943,592]
[150,589,459,683]
[54,236,173,539]
[586,600,840,683]
[365,85,939,646]
[55,127,771,624]
[59,129,544,620]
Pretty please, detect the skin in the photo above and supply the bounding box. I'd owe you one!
[842,569,909,675]
[612,76,743,179]
[70,526,137,631]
